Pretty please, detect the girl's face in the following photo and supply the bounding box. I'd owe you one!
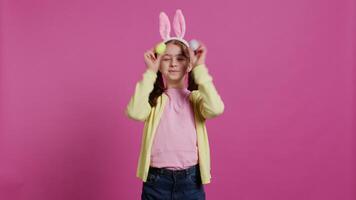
[159,43,192,84]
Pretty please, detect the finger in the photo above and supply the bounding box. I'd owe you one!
[188,47,193,56]
[196,45,207,54]
[145,51,152,58]
[196,42,207,52]
[148,52,156,60]
[188,49,195,62]
[149,47,156,55]
[189,47,196,58]
[156,54,163,62]
[195,49,203,55]
[145,53,154,61]
[157,53,163,58]
[196,44,205,51]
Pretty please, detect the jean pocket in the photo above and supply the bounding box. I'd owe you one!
[146,172,160,185]
[188,173,202,184]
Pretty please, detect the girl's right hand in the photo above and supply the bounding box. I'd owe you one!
[144,48,162,73]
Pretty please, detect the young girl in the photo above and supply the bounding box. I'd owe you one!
[125,10,224,200]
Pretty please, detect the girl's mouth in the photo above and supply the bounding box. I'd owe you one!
[169,70,180,72]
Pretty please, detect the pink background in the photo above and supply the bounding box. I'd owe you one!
[1,0,355,199]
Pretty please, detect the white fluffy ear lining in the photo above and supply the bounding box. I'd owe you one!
[159,12,171,40]
[173,9,186,38]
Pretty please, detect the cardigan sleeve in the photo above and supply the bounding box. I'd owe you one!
[125,69,157,122]
[192,64,225,119]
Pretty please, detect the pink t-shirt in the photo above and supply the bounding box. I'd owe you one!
[150,87,198,170]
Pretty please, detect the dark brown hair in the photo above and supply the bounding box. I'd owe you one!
[148,40,198,107]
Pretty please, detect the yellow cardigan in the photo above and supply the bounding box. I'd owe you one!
[125,64,224,184]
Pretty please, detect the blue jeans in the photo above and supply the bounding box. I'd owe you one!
[141,164,206,200]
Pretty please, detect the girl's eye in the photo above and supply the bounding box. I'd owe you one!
[162,57,186,62]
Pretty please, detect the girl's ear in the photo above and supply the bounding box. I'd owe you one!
[159,12,171,40]
[173,9,186,39]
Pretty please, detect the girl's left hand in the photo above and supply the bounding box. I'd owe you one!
[189,41,207,68]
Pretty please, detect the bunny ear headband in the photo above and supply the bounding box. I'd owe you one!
[160,9,189,47]
[155,9,200,54]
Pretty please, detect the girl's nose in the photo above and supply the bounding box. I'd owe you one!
[171,58,178,66]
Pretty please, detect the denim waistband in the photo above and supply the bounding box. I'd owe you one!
[149,164,199,176]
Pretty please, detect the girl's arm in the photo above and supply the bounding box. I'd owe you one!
[192,64,225,119]
[125,69,157,122]
[125,47,162,122]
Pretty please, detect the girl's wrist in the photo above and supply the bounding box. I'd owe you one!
[147,67,158,73]
[194,63,205,68]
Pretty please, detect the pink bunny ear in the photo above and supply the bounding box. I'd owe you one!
[173,9,186,38]
[159,12,171,40]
